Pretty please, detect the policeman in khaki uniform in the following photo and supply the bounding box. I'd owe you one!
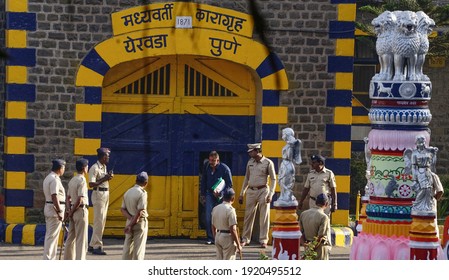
[64,158,89,260]
[298,155,337,216]
[238,143,276,248]
[211,188,242,260]
[43,159,66,260]
[88,147,114,255]
[299,193,332,260]
[121,172,149,260]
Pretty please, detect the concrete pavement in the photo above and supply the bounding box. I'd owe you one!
[0,237,351,260]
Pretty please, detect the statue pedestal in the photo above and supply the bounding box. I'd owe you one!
[271,206,301,260]
[409,211,439,260]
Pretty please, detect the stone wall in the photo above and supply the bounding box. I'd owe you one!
[5,0,338,221]
[426,63,449,175]
[0,0,5,191]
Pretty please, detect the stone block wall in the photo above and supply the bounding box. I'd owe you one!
[2,0,339,222]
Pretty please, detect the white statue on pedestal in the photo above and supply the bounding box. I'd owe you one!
[275,128,302,207]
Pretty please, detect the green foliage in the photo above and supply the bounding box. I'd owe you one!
[259,250,269,260]
[301,237,319,260]
[350,154,367,215]
[437,175,449,219]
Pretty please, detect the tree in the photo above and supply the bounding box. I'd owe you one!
[357,0,449,57]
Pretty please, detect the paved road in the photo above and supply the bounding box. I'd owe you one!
[0,237,350,260]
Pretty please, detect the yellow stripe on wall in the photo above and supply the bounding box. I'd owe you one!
[75,65,104,87]
[335,175,350,193]
[261,140,284,158]
[332,209,349,226]
[335,73,353,90]
[5,207,25,223]
[75,104,102,122]
[4,171,26,189]
[336,39,354,56]
[260,70,289,90]
[4,137,27,154]
[6,101,27,119]
[22,224,37,245]
[333,142,351,159]
[74,138,102,155]
[337,4,357,21]
[334,107,352,125]
[6,0,28,12]
[6,30,27,48]
[6,66,27,84]
[5,224,17,243]
[262,107,288,124]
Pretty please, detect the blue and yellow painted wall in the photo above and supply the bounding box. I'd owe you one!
[1,1,357,244]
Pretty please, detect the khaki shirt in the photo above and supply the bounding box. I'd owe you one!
[89,160,109,189]
[43,172,66,217]
[299,206,331,245]
[240,156,277,197]
[121,184,148,218]
[304,167,336,199]
[68,174,89,206]
[212,201,238,231]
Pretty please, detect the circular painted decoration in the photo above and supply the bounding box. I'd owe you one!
[399,83,416,99]
[398,184,412,198]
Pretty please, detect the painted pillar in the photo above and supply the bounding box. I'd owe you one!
[271,206,301,260]
[409,213,439,260]
[351,10,437,260]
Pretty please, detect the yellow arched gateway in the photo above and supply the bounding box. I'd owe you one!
[74,2,288,238]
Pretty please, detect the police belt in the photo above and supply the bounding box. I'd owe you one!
[46,201,65,204]
[249,185,266,190]
[217,230,231,233]
[93,187,108,191]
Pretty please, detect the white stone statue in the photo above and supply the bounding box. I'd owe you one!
[275,128,302,207]
[403,135,438,213]
[416,11,435,81]
[372,11,397,81]
[371,10,434,82]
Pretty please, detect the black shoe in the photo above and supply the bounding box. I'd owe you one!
[92,248,107,255]
[88,246,94,253]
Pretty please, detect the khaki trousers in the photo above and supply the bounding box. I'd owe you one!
[89,190,109,249]
[43,216,62,260]
[241,187,270,244]
[122,218,148,260]
[215,232,237,260]
[317,244,331,260]
[64,207,88,260]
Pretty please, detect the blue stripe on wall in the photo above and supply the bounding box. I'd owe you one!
[337,192,350,210]
[4,119,35,137]
[329,21,355,39]
[6,12,36,31]
[325,158,350,176]
[84,122,102,139]
[327,90,352,107]
[326,124,351,141]
[256,53,285,78]
[4,189,34,207]
[3,154,35,172]
[6,84,36,102]
[5,48,36,66]
[262,90,280,106]
[352,106,369,116]
[351,141,365,152]
[81,49,110,76]
[262,124,278,140]
[84,87,102,104]
[35,224,46,246]
[12,224,24,244]
[328,56,354,73]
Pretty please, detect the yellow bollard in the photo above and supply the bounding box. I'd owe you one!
[355,191,361,222]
